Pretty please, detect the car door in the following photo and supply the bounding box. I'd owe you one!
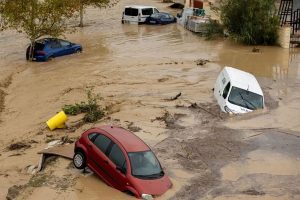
[87,133,115,186]
[50,40,63,57]
[106,142,128,191]
[60,40,73,55]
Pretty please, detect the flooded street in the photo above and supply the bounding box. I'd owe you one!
[0,0,300,199]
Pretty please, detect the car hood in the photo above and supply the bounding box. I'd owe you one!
[73,44,82,48]
[132,174,172,197]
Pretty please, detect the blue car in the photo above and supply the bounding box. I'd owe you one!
[145,12,177,25]
[26,38,82,62]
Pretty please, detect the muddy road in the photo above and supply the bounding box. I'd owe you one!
[0,0,300,199]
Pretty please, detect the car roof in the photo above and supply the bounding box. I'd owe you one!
[96,125,150,152]
[223,66,263,96]
[36,38,60,44]
[125,5,156,9]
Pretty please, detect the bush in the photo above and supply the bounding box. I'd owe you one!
[204,19,224,40]
[63,90,105,123]
[220,0,279,45]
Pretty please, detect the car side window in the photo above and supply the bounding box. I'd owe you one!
[93,134,112,154]
[50,41,61,49]
[223,82,231,99]
[154,8,159,13]
[108,143,126,173]
[88,133,98,142]
[60,40,71,47]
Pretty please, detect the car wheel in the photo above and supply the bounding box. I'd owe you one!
[73,151,86,169]
[76,49,82,53]
[47,56,54,61]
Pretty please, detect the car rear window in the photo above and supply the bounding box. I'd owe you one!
[125,8,138,16]
[34,43,45,50]
[142,8,153,15]
[93,134,112,154]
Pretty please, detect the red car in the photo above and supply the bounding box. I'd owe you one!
[73,125,172,199]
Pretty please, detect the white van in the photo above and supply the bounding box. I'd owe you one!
[122,5,159,24]
[214,66,264,114]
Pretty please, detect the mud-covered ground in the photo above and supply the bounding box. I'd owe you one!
[0,0,300,199]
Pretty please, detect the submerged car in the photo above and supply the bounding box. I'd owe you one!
[214,66,264,114]
[26,38,82,62]
[73,125,172,199]
[145,12,177,25]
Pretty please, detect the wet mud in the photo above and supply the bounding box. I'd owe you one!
[0,0,300,199]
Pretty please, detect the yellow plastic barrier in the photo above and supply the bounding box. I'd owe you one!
[46,111,68,131]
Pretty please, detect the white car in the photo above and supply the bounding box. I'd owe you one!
[122,5,159,24]
[214,66,264,114]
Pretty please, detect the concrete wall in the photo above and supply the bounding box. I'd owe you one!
[294,0,300,11]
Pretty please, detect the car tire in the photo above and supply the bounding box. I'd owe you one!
[76,49,82,53]
[47,56,54,61]
[73,151,86,169]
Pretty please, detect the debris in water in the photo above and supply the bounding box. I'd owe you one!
[152,111,185,129]
[6,185,24,200]
[7,142,31,151]
[242,189,265,196]
[195,59,210,66]
[252,47,260,53]
[37,144,74,171]
[166,92,182,101]
[158,78,169,82]
[127,122,142,132]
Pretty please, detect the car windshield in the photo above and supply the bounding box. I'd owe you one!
[228,86,263,110]
[128,151,163,179]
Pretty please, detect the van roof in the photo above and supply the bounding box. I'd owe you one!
[223,66,263,96]
[125,5,156,9]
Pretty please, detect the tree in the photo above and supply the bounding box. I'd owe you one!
[219,0,279,45]
[76,0,110,27]
[0,0,79,60]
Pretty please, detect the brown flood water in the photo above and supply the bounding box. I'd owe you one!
[0,0,300,199]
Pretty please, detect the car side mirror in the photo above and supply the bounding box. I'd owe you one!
[116,166,126,174]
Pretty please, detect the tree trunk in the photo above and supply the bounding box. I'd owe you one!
[79,3,84,27]
[29,40,35,61]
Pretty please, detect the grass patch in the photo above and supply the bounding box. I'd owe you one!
[28,174,50,187]
[63,90,105,123]
[204,19,224,40]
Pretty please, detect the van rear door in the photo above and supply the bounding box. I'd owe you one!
[123,7,139,23]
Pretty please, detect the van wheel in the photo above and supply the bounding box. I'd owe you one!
[73,151,86,169]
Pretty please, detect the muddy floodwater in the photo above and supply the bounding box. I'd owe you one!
[0,0,300,199]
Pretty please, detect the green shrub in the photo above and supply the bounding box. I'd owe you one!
[63,90,105,123]
[220,0,279,45]
[204,19,224,40]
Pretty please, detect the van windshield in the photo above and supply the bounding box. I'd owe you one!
[128,151,164,179]
[125,8,138,16]
[142,8,153,15]
[228,86,263,110]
